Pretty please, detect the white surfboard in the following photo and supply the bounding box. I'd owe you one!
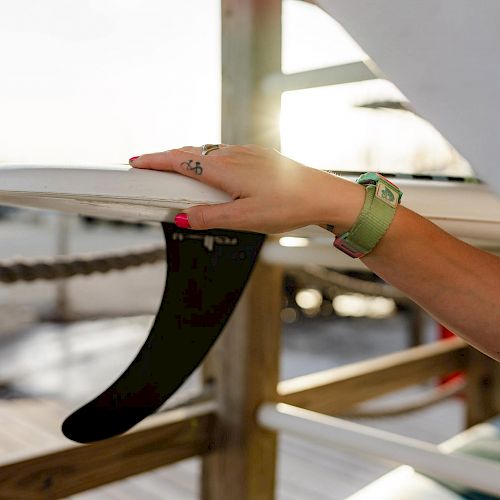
[316,0,500,193]
[0,164,498,250]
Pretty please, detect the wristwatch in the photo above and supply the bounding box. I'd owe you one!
[333,172,403,258]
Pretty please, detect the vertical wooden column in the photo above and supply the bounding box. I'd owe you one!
[202,263,283,499]
[407,303,425,348]
[219,0,282,149]
[202,1,282,498]
[464,347,500,427]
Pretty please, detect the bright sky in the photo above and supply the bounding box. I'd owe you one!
[0,0,221,163]
[0,0,471,175]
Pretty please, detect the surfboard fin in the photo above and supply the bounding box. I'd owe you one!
[62,222,265,443]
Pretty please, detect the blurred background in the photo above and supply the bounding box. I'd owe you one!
[0,1,473,498]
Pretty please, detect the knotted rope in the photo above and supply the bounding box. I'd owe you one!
[0,245,165,283]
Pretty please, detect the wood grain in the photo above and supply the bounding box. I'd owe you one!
[464,347,500,427]
[278,338,469,414]
[202,0,283,498]
[202,262,283,500]
[0,403,215,500]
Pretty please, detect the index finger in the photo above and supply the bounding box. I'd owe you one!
[130,149,228,190]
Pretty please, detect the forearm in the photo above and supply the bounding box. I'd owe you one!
[361,206,500,360]
[132,148,499,359]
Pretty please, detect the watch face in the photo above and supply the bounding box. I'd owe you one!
[376,181,399,208]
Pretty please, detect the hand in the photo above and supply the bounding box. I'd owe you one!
[130,144,364,234]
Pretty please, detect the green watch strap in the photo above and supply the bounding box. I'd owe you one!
[334,174,402,258]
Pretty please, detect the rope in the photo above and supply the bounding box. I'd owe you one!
[0,245,165,284]
[0,247,411,299]
[291,265,410,301]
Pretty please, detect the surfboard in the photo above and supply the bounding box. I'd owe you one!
[316,0,500,194]
[0,164,499,441]
[0,164,498,245]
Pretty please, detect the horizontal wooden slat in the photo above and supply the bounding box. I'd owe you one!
[278,338,469,414]
[0,402,216,500]
[261,61,377,94]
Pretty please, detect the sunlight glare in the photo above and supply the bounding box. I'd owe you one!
[279,237,309,247]
[296,288,322,310]
[332,293,396,318]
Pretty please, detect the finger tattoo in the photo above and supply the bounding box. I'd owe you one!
[181,159,203,176]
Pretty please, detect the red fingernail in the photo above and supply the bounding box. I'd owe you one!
[129,156,140,163]
[174,213,191,229]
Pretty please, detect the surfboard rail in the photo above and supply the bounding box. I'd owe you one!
[0,164,498,248]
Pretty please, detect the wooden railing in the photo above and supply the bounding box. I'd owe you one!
[0,261,498,499]
[278,337,468,414]
[0,403,216,499]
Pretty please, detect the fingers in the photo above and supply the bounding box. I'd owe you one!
[182,198,258,231]
[130,149,227,190]
[130,149,198,171]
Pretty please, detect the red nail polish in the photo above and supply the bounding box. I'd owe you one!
[129,156,140,163]
[174,213,191,229]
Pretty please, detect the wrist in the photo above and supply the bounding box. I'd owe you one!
[315,175,366,234]
[333,173,403,258]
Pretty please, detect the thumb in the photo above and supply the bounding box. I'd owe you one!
[178,199,254,231]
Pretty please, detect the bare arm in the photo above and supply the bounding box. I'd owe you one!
[130,145,500,360]
[361,206,500,360]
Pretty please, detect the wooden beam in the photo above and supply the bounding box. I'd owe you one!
[0,403,215,499]
[464,347,500,427]
[202,262,283,500]
[261,61,376,94]
[278,338,469,414]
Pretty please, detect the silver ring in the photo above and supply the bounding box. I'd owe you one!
[201,144,222,156]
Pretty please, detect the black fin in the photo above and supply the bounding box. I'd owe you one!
[62,222,265,443]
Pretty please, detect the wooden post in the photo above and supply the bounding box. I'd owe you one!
[464,347,500,427]
[407,303,425,348]
[219,0,282,149]
[202,1,282,497]
[202,263,283,499]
